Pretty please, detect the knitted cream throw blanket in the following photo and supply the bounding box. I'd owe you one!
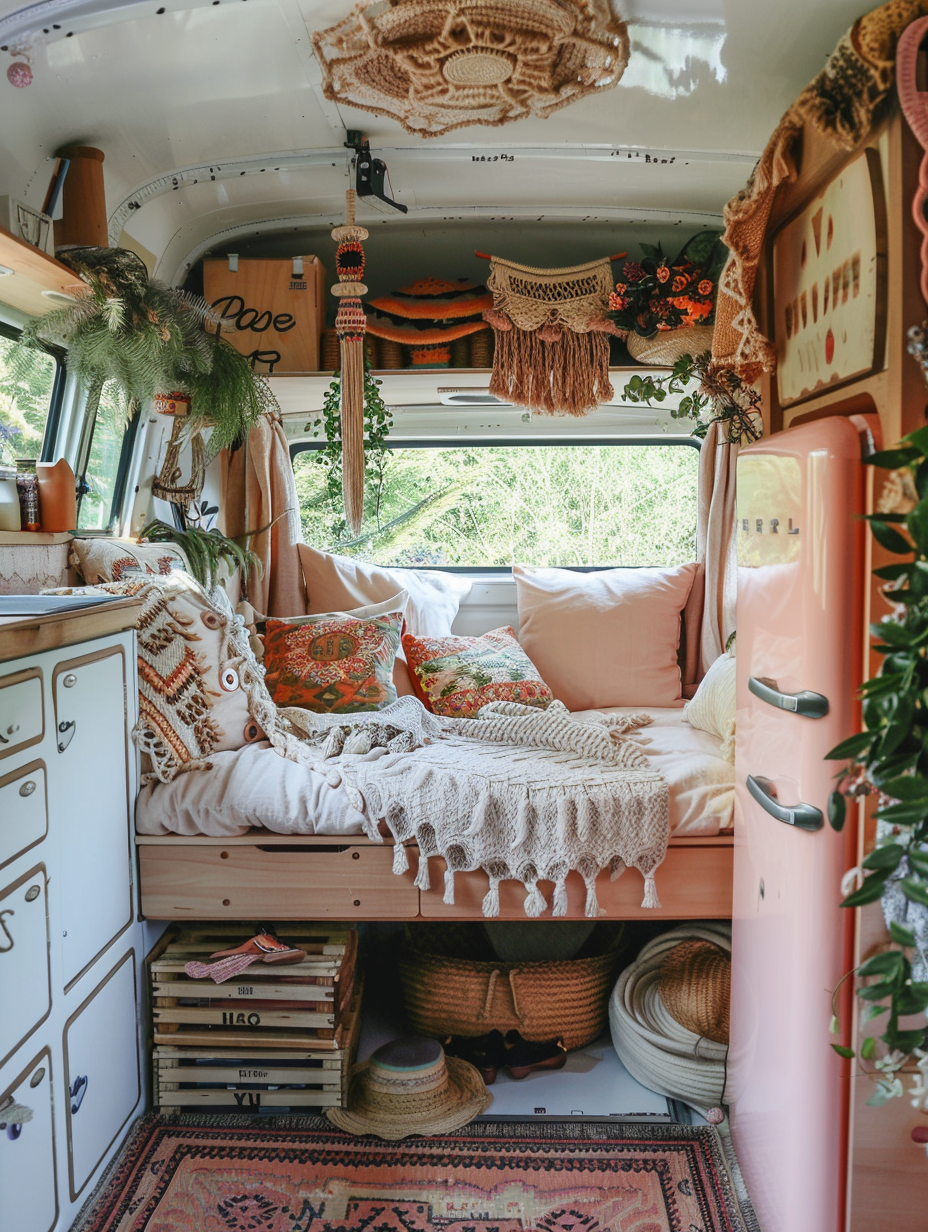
[260,696,671,918]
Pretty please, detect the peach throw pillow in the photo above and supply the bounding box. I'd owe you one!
[513,563,698,710]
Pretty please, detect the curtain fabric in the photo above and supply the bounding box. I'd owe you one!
[697,421,738,675]
[219,411,306,618]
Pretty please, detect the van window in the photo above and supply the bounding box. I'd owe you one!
[76,380,140,532]
[292,441,699,569]
[0,328,63,467]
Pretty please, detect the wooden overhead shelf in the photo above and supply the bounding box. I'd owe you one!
[0,225,84,317]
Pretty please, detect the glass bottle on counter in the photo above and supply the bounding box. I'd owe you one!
[15,459,41,531]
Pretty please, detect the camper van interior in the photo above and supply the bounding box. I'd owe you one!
[3,0,928,1229]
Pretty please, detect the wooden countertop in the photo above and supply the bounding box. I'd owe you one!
[0,597,142,661]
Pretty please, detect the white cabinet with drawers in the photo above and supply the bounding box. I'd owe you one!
[0,601,147,1232]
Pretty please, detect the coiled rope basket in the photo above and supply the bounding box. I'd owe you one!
[609,923,730,1114]
[399,925,624,1051]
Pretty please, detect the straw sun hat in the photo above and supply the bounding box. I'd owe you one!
[327,1036,491,1140]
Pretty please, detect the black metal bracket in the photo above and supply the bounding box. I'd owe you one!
[345,131,408,214]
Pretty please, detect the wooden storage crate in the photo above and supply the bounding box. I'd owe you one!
[149,924,356,1048]
[203,255,326,374]
[154,986,362,1113]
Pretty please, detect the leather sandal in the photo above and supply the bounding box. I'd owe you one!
[209,932,306,965]
[503,1029,568,1080]
[441,1030,507,1085]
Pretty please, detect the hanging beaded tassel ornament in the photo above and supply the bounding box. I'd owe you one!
[331,190,369,534]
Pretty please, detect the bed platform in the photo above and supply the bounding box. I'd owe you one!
[135,832,733,921]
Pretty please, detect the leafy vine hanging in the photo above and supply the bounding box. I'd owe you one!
[309,365,394,536]
[621,350,763,444]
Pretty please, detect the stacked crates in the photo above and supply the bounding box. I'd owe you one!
[149,924,360,1113]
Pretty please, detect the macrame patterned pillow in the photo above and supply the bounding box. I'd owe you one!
[402,626,553,718]
[44,574,267,781]
[69,537,188,584]
[263,611,403,713]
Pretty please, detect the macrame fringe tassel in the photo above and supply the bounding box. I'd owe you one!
[482,877,501,918]
[489,326,613,416]
[641,873,662,910]
[340,334,365,534]
[443,866,456,905]
[583,875,605,919]
[523,879,547,917]
[552,877,569,917]
[414,853,431,892]
[391,838,409,875]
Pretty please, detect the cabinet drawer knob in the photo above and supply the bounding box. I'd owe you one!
[63,673,78,688]
[24,884,40,902]
[57,720,76,753]
[18,780,36,797]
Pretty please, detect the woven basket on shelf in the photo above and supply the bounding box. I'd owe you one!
[658,938,730,1045]
[469,329,493,368]
[398,931,623,1051]
[379,338,404,369]
[625,324,714,366]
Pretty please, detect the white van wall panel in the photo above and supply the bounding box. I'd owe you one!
[0,669,44,764]
[450,578,519,638]
[63,950,140,1202]
[0,866,51,1070]
[0,761,47,873]
[0,1045,58,1232]
[51,648,133,990]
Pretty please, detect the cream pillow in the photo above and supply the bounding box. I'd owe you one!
[513,563,698,710]
[70,537,188,583]
[298,546,472,697]
[684,650,736,763]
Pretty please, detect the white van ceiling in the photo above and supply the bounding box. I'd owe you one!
[0,0,870,283]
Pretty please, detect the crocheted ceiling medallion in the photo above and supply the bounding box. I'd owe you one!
[311,0,630,137]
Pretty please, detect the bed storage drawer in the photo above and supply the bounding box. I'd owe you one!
[418,842,734,920]
[138,841,420,919]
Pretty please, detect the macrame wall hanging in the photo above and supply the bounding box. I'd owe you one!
[312,0,629,139]
[151,393,208,507]
[331,189,369,534]
[484,255,618,415]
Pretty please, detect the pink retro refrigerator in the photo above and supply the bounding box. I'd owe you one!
[729,415,875,1232]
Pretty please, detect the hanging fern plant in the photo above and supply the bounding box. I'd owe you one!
[19,247,275,452]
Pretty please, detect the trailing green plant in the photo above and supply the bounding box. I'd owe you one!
[18,247,274,452]
[308,365,394,534]
[137,518,262,594]
[826,423,928,1106]
[621,350,763,445]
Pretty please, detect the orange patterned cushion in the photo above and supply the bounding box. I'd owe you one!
[402,626,553,718]
[264,611,403,713]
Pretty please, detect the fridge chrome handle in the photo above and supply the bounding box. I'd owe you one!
[748,675,829,718]
[746,775,824,831]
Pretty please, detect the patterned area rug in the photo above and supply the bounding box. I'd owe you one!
[74,1115,751,1232]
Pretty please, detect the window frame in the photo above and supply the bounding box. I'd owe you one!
[0,320,67,464]
[289,434,701,574]
[73,382,143,535]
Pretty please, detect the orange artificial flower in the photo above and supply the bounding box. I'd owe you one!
[698,279,713,295]
[614,283,627,295]
[656,265,670,283]
[672,296,690,310]
[672,274,689,293]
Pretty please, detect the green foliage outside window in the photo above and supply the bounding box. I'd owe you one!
[293,442,698,568]
[0,332,58,467]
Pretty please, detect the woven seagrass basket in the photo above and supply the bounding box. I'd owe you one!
[398,925,624,1051]
[625,324,714,366]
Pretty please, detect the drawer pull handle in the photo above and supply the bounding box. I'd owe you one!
[63,673,78,688]
[748,675,829,718]
[57,720,76,753]
[0,722,19,744]
[747,774,823,831]
[69,1075,88,1115]
[18,780,36,797]
[0,908,13,951]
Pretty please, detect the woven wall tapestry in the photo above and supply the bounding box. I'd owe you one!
[311,0,630,138]
[484,255,618,415]
[365,277,492,367]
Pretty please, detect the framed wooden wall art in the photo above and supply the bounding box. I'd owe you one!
[772,148,888,407]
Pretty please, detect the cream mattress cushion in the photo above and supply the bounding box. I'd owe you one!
[136,707,733,839]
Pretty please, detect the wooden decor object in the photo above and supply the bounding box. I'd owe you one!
[53,145,107,251]
[35,459,76,532]
[772,148,888,407]
[202,255,326,374]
